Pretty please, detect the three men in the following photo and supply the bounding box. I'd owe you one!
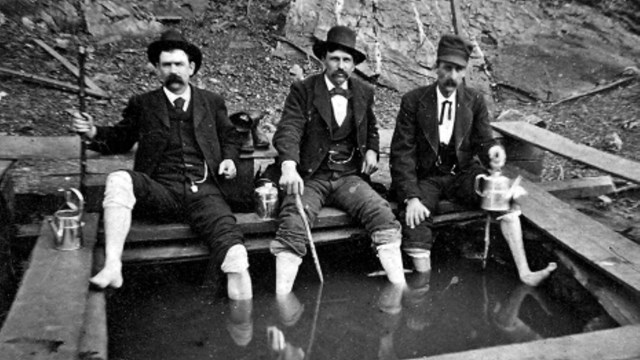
[390,34,557,286]
[71,29,253,300]
[271,25,407,294]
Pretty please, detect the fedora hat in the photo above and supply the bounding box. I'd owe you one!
[437,34,474,67]
[147,29,203,74]
[312,26,366,65]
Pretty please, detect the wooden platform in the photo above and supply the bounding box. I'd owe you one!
[0,214,101,360]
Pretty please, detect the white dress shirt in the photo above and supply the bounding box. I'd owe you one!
[324,75,349,127]
[436,86,457,145]
[163,85,191,112]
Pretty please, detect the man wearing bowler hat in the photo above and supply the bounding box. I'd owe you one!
[390,34,557,286]
[271,25,407,294]
[70,29,253,299]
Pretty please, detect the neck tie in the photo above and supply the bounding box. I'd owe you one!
[329,87,352,99]
[439,100,452,125]
[174,97,185,112]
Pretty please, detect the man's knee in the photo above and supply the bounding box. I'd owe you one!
[103,171,136,209]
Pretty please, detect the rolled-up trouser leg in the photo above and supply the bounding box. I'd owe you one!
[372,228,406,284]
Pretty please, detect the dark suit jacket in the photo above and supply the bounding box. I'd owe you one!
[273,73,380,179]
[88,86,241,185]
[390,83,499,202]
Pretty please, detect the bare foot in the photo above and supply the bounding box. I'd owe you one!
[520,262,558,287]
[90,262,123,289]
[227,269,253,300]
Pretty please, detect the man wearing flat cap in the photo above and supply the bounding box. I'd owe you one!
[271,25,407,294]
[70,29,253,299]
[390,34,556,286]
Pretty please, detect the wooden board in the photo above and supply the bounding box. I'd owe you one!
[419,324,640,360]
[0,136,81,160]
[518,176,640,296]
[0,213,99,360]
[492,121,640,184]
[539,176,614,199]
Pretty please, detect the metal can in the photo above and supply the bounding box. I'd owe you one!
[254,180,279,219]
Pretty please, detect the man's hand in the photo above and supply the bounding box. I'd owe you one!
[70,110,97,139]
[488,145,506,171]
[361,149,378,175]
[405,197,431,229]
[280,160,304,195]
[218,159,237,179]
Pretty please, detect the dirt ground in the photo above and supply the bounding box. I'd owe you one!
[0,0,638,241]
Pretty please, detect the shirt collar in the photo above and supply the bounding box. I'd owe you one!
[324,74,349,92]
[436,85,456,104]
[163,85,191,109]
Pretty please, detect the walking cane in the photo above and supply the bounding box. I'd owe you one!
[77,46,88,195]
[294,193,324,283]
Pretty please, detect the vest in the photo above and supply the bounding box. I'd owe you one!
[317,102,359,178]
[153,98,207,184]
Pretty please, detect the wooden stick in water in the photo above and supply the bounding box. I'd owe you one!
[294,193,324,283]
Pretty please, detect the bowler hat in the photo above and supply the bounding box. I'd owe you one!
[437,34,474,67]
[147,29,203,74]
[312,26,367,65]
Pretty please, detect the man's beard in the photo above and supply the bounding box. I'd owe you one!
[164,74,185,87]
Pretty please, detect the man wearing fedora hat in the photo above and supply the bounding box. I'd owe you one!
[390,34,556,286]
[271,25,407,294]
[70,29,253,300]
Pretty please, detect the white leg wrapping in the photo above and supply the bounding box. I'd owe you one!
[102,171,136,209]
[221,244,250,273]
[405,248,431,273]
[275,251,302,295]
[376,242,407,285]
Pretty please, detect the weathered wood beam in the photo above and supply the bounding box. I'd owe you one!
[492,121,640,184]
[32,39,107,97]
[0,213,99,360]
[539,176,615,199]
[0,66,110,99]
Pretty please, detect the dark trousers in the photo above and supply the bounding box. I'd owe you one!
[400,164,486,251]
[126,170,243,265]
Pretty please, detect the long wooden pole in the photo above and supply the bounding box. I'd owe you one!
[294,193,324,283]
[77,46,87,195]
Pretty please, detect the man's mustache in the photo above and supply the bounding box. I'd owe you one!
[164,74,185,86]
[444,80,457,87]
[332,71,348,78]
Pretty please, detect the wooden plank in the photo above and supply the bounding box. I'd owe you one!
[518,176,640,296]
[0,66,110,99]
[540,176,615,199]
[553,248,640,326]
[0,136,81,160]
[419,324,640,360]
[0,213,99,360]
[492,121,640,184]
[108,208,483,245]
[32,39,107,96]
[121,226,365,263]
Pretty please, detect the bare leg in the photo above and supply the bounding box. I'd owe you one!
[90,205,130,288]
[274,250,302,295]
[499,212,557,286]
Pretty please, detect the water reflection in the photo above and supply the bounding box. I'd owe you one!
[108,248,617,360]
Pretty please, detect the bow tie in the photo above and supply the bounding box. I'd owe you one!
[329,87,352,99]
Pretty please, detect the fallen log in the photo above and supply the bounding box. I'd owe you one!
[0,66,110,99]
[550,76,636,107]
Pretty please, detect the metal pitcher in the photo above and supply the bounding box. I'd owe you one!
[474,171,517,212]
[254,179,279,219]
[48,188,84,251]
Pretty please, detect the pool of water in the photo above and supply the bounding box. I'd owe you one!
[108,232,618,360]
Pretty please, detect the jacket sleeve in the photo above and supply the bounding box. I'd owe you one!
[273,81,307,165]
[390,93,421,202]
[214,94,242,162]
[88,96,141,155]
[365,88,380,154]
[471,91,502,166]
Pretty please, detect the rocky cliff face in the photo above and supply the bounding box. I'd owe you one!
[283,0,640,103]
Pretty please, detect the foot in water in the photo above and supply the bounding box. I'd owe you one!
[90,261,124,289]
[520,262,558,287]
